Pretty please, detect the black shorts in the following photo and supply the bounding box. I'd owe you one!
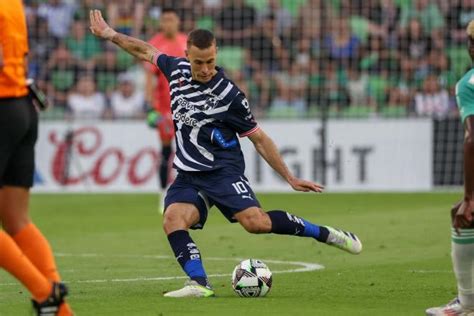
[0,96,38,188]
[165,170,260,230]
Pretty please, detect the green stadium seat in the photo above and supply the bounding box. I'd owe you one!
[266,106,301,119]
[368,75,388,105]
[217,46,245,72]
[245,0,268,12]
[42,106,66,120]
[196,16,214,30]
[447,46,471,79]
[280,0,307,16]
[380,106,407,118]
[342,106,373,118]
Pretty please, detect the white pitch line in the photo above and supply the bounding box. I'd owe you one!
[0,253,324,286]
[409,270,452,274]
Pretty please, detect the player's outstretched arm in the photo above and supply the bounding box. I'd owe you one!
[248,128,324,193]
[89,10,161,64]
[454,116,474,231]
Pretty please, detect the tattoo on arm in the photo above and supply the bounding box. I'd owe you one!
[110,33,160,64]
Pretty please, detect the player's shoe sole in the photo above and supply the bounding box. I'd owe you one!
[426,297,474,315]
[164,280,215,298]
[325,226,362,254]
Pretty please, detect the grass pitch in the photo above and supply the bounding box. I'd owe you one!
[0,192,460,315]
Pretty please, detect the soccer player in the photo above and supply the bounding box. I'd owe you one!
[90,9,363,298]
[0,1,73,315]
[426,20,474,316]
[145,8,187,211]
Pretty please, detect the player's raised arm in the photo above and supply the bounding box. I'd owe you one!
[89,9,161,64]
[248,129,324,193]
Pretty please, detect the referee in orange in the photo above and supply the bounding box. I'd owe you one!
[0,1,73,315]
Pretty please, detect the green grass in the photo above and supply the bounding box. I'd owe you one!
[0,193,461,315]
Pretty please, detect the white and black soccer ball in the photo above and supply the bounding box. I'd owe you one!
[231,259,272,297]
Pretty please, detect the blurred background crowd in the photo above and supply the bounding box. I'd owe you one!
[24,0,474,120]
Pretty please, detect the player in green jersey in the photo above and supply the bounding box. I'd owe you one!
[426,20,474,316]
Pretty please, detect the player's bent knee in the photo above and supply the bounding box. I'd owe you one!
[162,203,200,234]
[237,209,271,234]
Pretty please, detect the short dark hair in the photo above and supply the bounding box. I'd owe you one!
[161,7,178,15]
[187,29,216,49]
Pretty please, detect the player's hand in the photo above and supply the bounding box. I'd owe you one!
[453,198,474,234]
[288,177,324,193]
[146,109,161,128]
[89,10,116,40]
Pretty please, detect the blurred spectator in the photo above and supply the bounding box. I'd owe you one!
[397,18,431,81]
[270,61,309,117]
[296,0,327,50]
[447,0,474,45]
[340,0,385,45]
[215,0,257,47]
[73,0,105,21]
[322,61,350,112]
[247,13,289,73]
[65,20,103,64]
[413,74,449,118]
[67,76,107,119]
[367,0,400,47]
[110,73,145,119]
[399,0,445,39]
[37,0,76,40]
[258,0,293,37]
[93,45,122,96]
[347,65,371,107]
[107,0,144,37]
[161,0,205,33]
[27,16,56,79]
[42,42,83,109]
[324,16,361,67]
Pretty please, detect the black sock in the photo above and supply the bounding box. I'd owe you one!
[167,230,210,287]
[267,210,329,242]
[159,145,172,189]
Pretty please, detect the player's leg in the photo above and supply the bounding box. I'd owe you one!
[209,174,361,254]
[234,207,362,254]
[157,114,174,213]
[0,98,73,315]
[0,229,70,315]
[162,176,214,297]
[0,229,51,302]
[426,205,474,315]
[3,188,60,281]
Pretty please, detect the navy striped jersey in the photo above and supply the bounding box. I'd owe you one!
[155,54,259,173]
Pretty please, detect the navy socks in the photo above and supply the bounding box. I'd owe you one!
[167,230,210,287]
[267,210,329,242]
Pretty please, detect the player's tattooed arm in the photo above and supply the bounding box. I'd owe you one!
[453,116,474,231]
[89,10,161,64]
[248,129,324,193]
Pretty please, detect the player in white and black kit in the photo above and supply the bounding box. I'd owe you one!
[90,10,363,298]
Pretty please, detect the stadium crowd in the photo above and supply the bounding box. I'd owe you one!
[25,0,473,119]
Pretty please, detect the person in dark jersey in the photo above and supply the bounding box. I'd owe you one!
[90,9,362,298]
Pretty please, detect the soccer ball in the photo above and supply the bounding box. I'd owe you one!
[231,259,272,297]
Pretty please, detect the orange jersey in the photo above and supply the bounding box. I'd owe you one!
[147,33,187,114]
[0,0,28,98]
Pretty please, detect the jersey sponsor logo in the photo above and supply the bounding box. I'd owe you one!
[177,97,197,111]
[203,95,219,111]
[173,112,198,127]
